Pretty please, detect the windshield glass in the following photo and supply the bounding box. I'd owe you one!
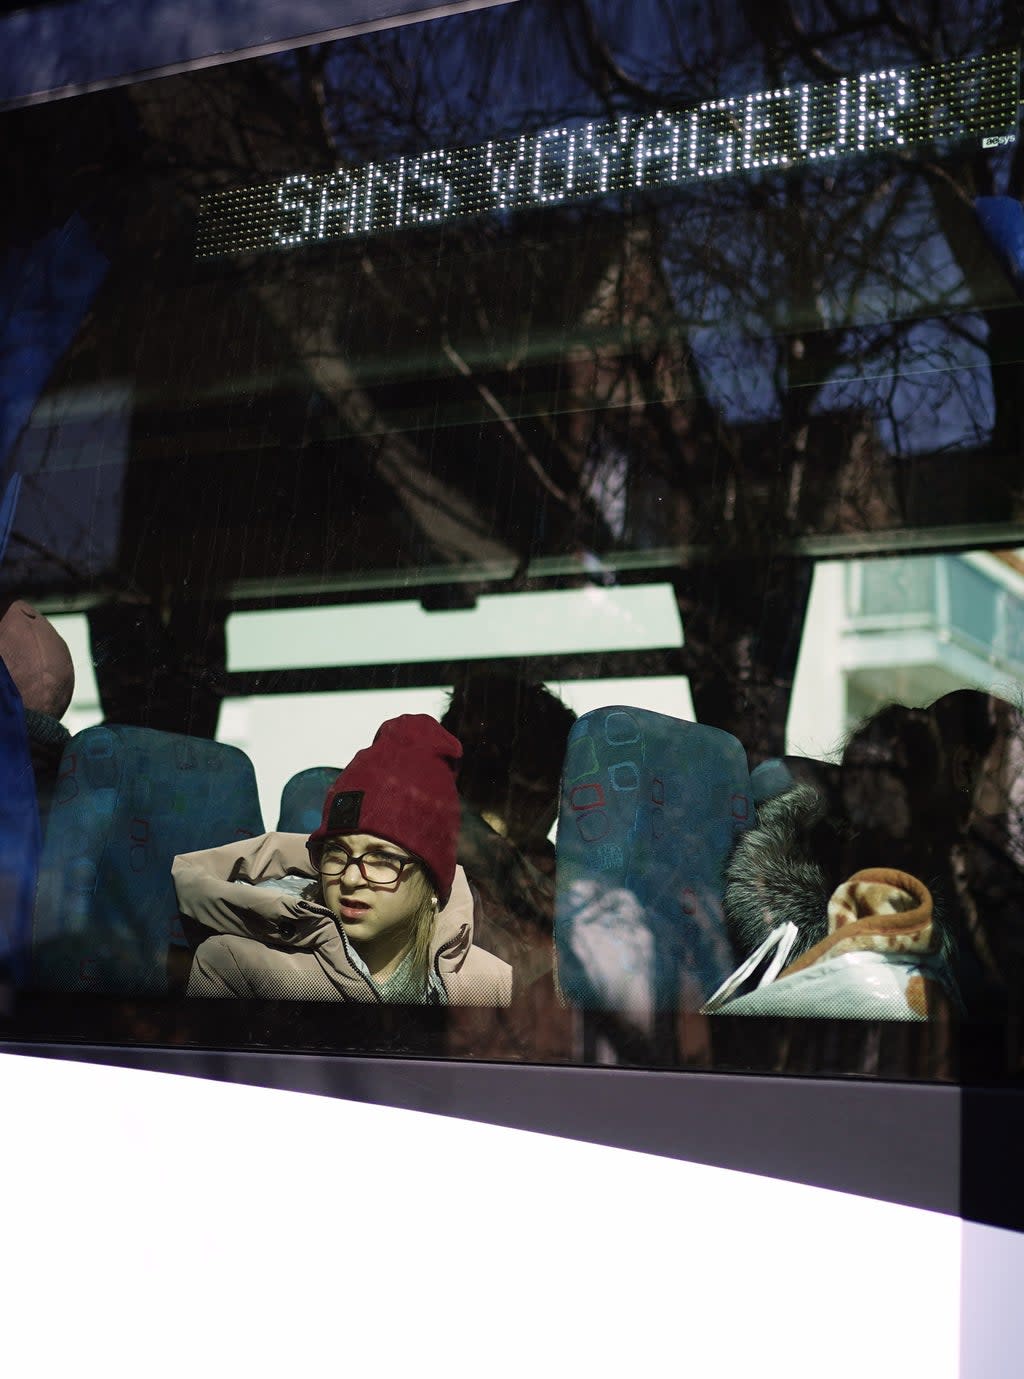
[2,0,1022,1082]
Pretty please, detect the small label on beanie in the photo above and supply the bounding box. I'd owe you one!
[327,790,363,831]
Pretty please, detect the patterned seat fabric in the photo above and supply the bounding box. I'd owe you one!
[555,707,751,1016]
[33,725,263,995]
[276,766,339,834]
[0,658,41,988]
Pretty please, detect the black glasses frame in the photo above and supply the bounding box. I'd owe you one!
[318,846,417,888]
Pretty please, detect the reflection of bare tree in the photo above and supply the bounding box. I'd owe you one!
[559,0,1023,757]
[3,0,1021,758]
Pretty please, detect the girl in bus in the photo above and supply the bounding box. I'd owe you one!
[172,714,512,1005]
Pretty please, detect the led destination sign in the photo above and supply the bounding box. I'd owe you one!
[196,50,1018,259]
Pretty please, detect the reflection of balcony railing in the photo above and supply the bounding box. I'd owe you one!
[845,555,1024,678]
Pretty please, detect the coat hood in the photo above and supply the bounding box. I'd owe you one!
[723,784,836,964]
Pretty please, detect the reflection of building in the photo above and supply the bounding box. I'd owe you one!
[787,551,1024,760]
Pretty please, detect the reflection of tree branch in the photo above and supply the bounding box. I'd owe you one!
[911,156,976,210]
[371,444,512,545]
[876,0,935,61]
[942,315,987,354]
[7,530,86,580]
[1008,135,1024,201]
[294,45,337,160]
[832,174,913,329]
[572,0,663,105]
[440,332,578,508]
[740,0,845,79]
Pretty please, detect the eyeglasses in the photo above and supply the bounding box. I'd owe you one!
[318,846,417,887]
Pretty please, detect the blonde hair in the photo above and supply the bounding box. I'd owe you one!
[406,876,440,998]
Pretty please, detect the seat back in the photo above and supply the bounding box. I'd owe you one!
[749,757,795,804]
[33,725,263,995]
[0,658,40,987]
[276,766,339,834]
[555,707,751,1016]
[751,754,840,807]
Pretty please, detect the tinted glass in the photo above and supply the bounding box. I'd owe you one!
[2,0,1022,1081]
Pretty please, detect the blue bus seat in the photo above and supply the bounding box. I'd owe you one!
[0,657,41,988]
[751,754,840,806]
[749,757,795,804]
[555,707,751,1016]
[33,724,263,995]
[276,766,339,834]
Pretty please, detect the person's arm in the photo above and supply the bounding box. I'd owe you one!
[172,832,330,947]
[187,935,253,998]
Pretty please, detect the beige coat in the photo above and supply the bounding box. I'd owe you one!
[172,832,512,1006]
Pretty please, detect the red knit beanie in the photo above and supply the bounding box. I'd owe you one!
[307,715,463,903]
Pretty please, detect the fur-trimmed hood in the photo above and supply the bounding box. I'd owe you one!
[723,785,838,964]
[723,784,952,969]
[713,788,954,1019]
